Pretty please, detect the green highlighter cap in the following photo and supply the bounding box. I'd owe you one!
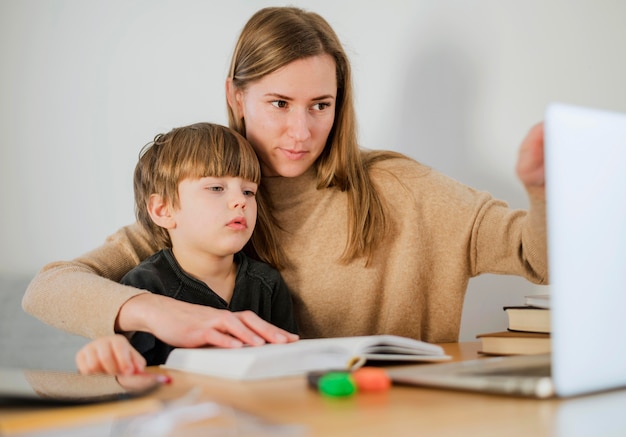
[318,372,357,397]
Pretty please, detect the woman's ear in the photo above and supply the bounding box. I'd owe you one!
[147,194,176,229]
[225,78,243,118]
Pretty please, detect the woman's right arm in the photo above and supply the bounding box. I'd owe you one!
[23,222,299,347]
[22,223,158,339]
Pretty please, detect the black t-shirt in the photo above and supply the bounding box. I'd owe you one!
[121,248,298,365]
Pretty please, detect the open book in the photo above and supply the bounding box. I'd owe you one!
[162,335,451,380]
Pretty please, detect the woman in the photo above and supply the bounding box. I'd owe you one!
[23,6,547,347]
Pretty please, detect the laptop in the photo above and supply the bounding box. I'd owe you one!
[388,102,626,398]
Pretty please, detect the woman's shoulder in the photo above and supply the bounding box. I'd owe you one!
[361,149,486,202]
[362,149,444,185]
[362,148,434,173]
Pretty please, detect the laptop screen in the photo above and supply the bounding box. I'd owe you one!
[544,103,626,397]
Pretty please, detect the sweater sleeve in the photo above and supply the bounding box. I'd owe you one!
[22,223,160,338]
[371,155,548,285]
[470,192,548,283]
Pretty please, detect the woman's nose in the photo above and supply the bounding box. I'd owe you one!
[286,110,311,142]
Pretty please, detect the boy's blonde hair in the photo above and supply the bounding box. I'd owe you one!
[134,122,277,266]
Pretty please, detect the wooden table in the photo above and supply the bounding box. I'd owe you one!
[2,342,626,436]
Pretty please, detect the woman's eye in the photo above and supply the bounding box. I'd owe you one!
[312,102,331,111]
[271,100,288,109]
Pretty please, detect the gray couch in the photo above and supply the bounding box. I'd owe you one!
[0,275,89,371]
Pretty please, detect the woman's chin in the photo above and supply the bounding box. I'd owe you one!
[268,162,313,178]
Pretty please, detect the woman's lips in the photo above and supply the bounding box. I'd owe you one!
[280,148,308,161]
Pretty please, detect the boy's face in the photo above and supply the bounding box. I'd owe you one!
[168,176,257,259]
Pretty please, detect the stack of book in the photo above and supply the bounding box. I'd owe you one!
[476,294,551,356]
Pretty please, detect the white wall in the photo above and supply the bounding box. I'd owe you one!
[2,0,625,340]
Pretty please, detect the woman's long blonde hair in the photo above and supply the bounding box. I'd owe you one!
[227,7,403,267]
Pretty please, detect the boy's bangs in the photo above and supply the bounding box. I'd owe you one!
[180,133,260,184]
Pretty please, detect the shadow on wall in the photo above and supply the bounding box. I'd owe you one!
[0,275,89,371]
[398,44,544,341]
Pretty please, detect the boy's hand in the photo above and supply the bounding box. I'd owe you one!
[76,334,146,375]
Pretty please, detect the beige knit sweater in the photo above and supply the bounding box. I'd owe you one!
[23,155,548,343]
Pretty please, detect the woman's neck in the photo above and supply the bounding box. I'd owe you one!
[262,166,320,210]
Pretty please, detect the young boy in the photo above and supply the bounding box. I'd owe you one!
[76,122,298,375]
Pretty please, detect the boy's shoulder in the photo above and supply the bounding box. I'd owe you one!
[120,249,172,285]
[236,252,282,285]
[129,249,169,272]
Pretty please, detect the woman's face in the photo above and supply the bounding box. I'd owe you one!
[232,54,337,178]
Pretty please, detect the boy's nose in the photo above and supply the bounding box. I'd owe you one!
[230,193,247,210]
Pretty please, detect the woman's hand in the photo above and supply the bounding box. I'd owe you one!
[516,122,545,202]
[76,334,146,375]
[116,293,299,349]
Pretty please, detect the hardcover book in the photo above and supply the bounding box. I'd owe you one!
[503,306,551,333]
[477,331,551,356]
[163,335,450,380]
